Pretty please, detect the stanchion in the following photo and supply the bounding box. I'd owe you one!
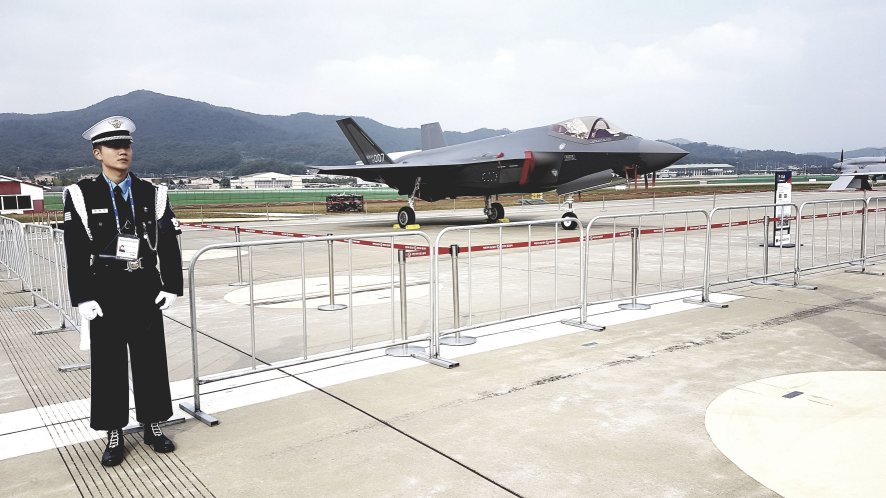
[318,234,347,311]
[752,217,773,285]
[229,225,247,286]
[440,245,476,346]
[846,203,884,276]
[386,250,424,356]
[618,228,650,310]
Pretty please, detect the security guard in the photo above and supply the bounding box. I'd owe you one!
[63,116,183,467]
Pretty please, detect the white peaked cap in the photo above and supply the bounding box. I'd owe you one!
[82,116,136,144]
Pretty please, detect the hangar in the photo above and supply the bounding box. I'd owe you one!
[0,175,45,214]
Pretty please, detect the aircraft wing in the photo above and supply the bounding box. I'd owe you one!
[827,175,857,191]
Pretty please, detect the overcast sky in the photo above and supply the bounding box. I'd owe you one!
[2,1,884,153]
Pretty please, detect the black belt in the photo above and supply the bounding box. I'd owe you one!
[95,256,144,272]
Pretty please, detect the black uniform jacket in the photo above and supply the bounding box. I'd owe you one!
[63,173,183,306]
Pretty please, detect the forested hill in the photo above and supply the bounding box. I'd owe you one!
[667,141,835,171]
[0,90,507,177]
[0,90,859,177]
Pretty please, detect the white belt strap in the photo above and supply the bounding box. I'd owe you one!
[63,185,92,241]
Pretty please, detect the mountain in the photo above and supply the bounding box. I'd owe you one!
[664,140,835,172]
[806,147,886,160]
[0,90,867,178]
[664,138,694,145]
[0,90,508,177]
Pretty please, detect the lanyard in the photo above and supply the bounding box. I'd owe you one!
[108,184,136,233]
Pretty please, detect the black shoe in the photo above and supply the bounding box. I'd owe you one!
[143,422,175,453]
[101,429,125,467]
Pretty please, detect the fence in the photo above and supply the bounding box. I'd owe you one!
[179,230,449,426]
[585,209,712,306]
[432,218,598,347]
[0,217,85,370]
[4,195,886,427]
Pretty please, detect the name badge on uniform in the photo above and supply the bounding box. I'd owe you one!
[91,208,109,214]
[116,234,140,261]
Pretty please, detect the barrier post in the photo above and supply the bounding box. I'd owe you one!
[229,225,247,286]
[619,228,651,310]
[752,216,772,285]
[845,199,885,276]
[386,250,424,356]
[318,234,347,311]
[440,245,476,346]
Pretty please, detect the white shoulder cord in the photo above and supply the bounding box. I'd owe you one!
[63,185,92,241]
[155,185,168,221]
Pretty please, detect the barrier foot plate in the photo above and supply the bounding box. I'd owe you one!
[561,319,605,331]
[35,326,69,335]
[385,345,426,357]
[618,302,651,310]
[411,353,459,369]
[318,303,348,311]
[440,335,477,346]
[180,402,219,426]
[58,362,90,373]
[683,297,729,308]
[846,268,885,276]
[13,304,51,312]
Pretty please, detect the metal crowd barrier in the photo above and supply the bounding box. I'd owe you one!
[21,224,81,335]
[1,217,32,290]
[180,230,455,426]
[432,218,599,347]
[865,196,886,263]
[7,195,884,429]
[585,209,719,307]
[0,217,86,370]
[797,199,870,274]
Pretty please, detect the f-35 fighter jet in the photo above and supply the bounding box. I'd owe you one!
[315,116,688,228]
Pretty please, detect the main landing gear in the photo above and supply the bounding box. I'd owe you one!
[560,194,578,230]
[484,196,505,223]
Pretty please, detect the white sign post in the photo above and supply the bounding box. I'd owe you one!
[773,171,794,247]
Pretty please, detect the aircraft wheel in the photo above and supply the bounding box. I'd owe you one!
[492,202,505,220]
[560,212,578,230]
[397,206,416,228]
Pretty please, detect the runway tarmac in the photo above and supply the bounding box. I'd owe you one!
[2,189,884,497]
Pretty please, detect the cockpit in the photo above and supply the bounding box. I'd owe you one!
[549,116,628,141]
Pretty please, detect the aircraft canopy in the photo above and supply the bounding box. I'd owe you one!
[550,116,627,140]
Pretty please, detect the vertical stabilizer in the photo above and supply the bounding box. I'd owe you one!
[337,118,393,165]
[420,122,447,150]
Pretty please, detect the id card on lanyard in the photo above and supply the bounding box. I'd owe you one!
[116,234,140,261]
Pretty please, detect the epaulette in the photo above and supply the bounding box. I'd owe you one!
[63,184,92,241]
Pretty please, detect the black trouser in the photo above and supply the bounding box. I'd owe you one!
[88,267,172,430]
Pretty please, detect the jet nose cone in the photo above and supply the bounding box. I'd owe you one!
[640,139,688,171]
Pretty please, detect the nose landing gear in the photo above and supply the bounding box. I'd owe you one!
[560,194,578,230]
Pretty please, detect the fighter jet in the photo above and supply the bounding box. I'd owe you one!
[827,150,886,191]
[315,116,688,228]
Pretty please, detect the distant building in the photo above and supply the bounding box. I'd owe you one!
[33,174,55,186]
[660,164,736,177]
[0,175,46,214]
[190,177,220,189]
[230,172,313,189]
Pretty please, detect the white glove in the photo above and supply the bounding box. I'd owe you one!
[78,300,103,321]
[155,291,177,310]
